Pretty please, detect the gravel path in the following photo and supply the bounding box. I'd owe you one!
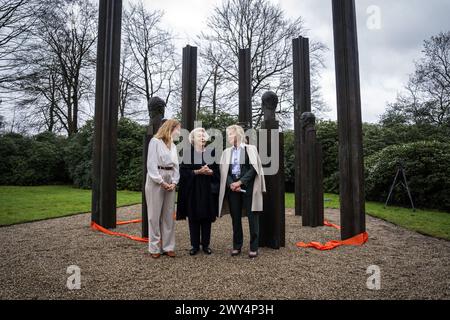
[0,205,449,300]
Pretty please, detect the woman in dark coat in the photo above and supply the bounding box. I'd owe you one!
[176,128,220,255]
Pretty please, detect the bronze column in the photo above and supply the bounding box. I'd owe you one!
[91,0,123,229]
[332,0,366,239]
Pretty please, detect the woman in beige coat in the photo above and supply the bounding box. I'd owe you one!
[218,125,266,258]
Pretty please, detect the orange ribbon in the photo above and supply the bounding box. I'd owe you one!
[93,217,368,251]
[296,220,368,251]
[91,211,176,244]
[324,220,341,230]
[91,221,148,243]
[116,219,142,226]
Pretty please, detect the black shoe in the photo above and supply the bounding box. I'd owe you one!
[231,249,241,257]
[190,248,200,256]
[203,247,212,255]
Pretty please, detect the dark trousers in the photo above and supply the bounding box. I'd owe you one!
[228,190,260,252]
[188,219,212,249]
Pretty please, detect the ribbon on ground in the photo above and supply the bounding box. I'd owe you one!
[117,219,142,226]
[91,221,148,243]
[93,218,368,250]
[296,220,368,251]
[324,220,341,230]
[91,211,176,243]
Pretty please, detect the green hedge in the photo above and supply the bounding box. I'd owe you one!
[283,123,450,211]
[116,118,146,191]
[0,132,69,185]
[0,118,146,191]
[2,119,449,211]
[64,118,146,191]
[365,141,450,211]
[63,121,95,189]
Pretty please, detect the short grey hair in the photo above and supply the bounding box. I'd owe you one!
[226,125,245,143]
[189,127,210,144]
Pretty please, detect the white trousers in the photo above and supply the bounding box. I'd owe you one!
[145,174,176,254]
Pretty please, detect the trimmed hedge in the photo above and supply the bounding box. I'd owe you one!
[2,119,449,211]
[0,132,69,185]
[0,118,147,191]
[64,118,146,191]
[116,118,146,191]
[64,121,94,189]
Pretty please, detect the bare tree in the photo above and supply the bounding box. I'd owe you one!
[13,55,63,133]
[195,43,230,116]
[118,44,141,119]
[382,31,450,127]
[200,0,327,128]
[123,1,181,121]
[12,0,98,136]
[0,0,41,91]
[0,113,5,132]
[413,31,450,126]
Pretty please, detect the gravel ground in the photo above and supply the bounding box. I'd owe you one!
[0,205,449,300]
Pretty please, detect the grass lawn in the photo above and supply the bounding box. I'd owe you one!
[0,185,141,226]
[1,186,449,241]
[286,193,450,241]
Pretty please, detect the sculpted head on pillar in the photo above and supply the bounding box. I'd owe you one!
[148,96,166,126]
[300,112,316,130]
[261,91,278,122]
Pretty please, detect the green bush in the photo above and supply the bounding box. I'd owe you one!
[316,122,401,194]
[64,121,94,189]
[0,132,69,185]
[317,121,339,193]
[365,141,450,211]
[116,118,146,191]
[283,121,450,208]
[283,131,295,192]
[64,118,146,191]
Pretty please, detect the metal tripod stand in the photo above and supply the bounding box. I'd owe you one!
[384,161,415,211]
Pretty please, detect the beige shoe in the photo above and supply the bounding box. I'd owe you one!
[164,251,176,258]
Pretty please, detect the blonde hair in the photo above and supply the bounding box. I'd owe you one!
[154,119,180,146]
[226,125,245,144]
[189,128,210,145]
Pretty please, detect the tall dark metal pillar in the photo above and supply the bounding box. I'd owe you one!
[293,37,311,217]
[332,0,366,240]
[181,45,197,132]
[91,0,123,229]
[239,48,252,130]
[300,113,324,228]
[259,91,285,249]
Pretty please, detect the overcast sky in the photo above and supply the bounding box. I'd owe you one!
[140,0,450,123]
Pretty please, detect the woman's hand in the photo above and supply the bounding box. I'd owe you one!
[230,181,242,192]
[194,167,204,175]
[161,182,176,191]
[161,182,171,190]
[195,165,213,176]
[203,165,213,176]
